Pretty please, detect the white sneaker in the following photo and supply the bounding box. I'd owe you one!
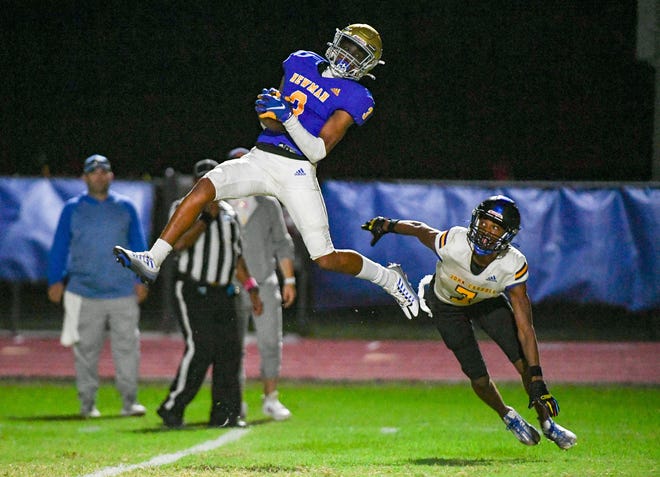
[121,403,147,417]
[542,418,577,450]
[113,246,160,284]
[262,391,291,421]
[81,407,101,418]
[502,408,541,446]
[384,264,419,319]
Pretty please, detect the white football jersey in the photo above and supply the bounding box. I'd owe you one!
[432,227,529,306]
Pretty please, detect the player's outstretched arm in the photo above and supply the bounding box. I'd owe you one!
[362,217,439,250]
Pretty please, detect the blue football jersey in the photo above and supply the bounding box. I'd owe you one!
[256,50,376,157]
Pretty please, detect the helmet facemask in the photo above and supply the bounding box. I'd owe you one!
[467,215,516,255]
[325,24,383,80]
[466,196,521,256]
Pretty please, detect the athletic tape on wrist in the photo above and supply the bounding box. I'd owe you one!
[243,277,258,292]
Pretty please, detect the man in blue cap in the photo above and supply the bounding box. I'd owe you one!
[47,154,149,418]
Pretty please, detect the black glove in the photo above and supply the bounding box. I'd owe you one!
[528,379,560,417]
[361,217,398,246]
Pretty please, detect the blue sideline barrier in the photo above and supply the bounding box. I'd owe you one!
[315,181,659,312]
[0,177,657,312]
[0,178,154,282]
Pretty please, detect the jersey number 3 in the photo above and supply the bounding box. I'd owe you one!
[288,91,307,117]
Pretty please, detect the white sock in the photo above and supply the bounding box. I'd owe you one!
[542,419,552,431]
[264,391,278,400]
[355,256,393,289]
[149,238,173,266]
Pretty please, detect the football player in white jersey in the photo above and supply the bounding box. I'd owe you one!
[362,195,577,450]
[113,23,419,321]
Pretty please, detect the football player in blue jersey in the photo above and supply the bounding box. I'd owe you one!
[362,196,577,450]
[114,24,420,320]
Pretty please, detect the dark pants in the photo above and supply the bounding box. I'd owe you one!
[159,279,241,424]
[425,276,523,380]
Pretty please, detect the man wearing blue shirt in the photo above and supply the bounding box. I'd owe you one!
[47,154,148,418]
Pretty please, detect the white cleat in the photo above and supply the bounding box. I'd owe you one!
[262,391,292,421]
[385,263,420,319]
[81,407,101,418]
[502,408,541,446]
[121,403,147,417]
[542,418,577,450]
[113,246,160,284]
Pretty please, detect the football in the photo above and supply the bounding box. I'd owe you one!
[259,116,286,133]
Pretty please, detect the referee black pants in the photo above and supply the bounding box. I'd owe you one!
[160,279,242,424]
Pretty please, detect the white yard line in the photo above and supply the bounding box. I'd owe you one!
[80,428,249,477]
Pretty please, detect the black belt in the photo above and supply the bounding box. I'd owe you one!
[256,142,308,161]
[176,277,237,297]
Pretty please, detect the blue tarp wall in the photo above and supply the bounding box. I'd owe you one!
[0,178,154,282]
[316,181,659,312]
[0,178,657,312]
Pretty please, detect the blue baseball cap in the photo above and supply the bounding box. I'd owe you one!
[83,154,112,174]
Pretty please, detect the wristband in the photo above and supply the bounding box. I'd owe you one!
[284,276,296,286]
[243,277,258,292]
[387,219,400,232]
[528,365,543,377]
[200,211,214,225]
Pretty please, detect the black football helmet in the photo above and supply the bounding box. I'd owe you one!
[467,195,521,255]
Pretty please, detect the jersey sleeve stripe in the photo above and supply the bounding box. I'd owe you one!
[514,262,529,280]
[439,231,448,248]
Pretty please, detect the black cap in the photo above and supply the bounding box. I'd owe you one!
[193,159,219,179]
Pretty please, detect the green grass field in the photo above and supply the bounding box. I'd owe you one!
[0,380,657,476]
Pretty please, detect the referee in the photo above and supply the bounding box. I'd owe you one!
[157,159,263,428]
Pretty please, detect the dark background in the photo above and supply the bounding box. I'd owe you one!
[1,1,654,181]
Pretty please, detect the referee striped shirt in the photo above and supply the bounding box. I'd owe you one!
[170,200,242,286]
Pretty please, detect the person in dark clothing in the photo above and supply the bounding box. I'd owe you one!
[157,159,263,428]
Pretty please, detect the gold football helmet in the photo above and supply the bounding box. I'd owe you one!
[325,23,384,80]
